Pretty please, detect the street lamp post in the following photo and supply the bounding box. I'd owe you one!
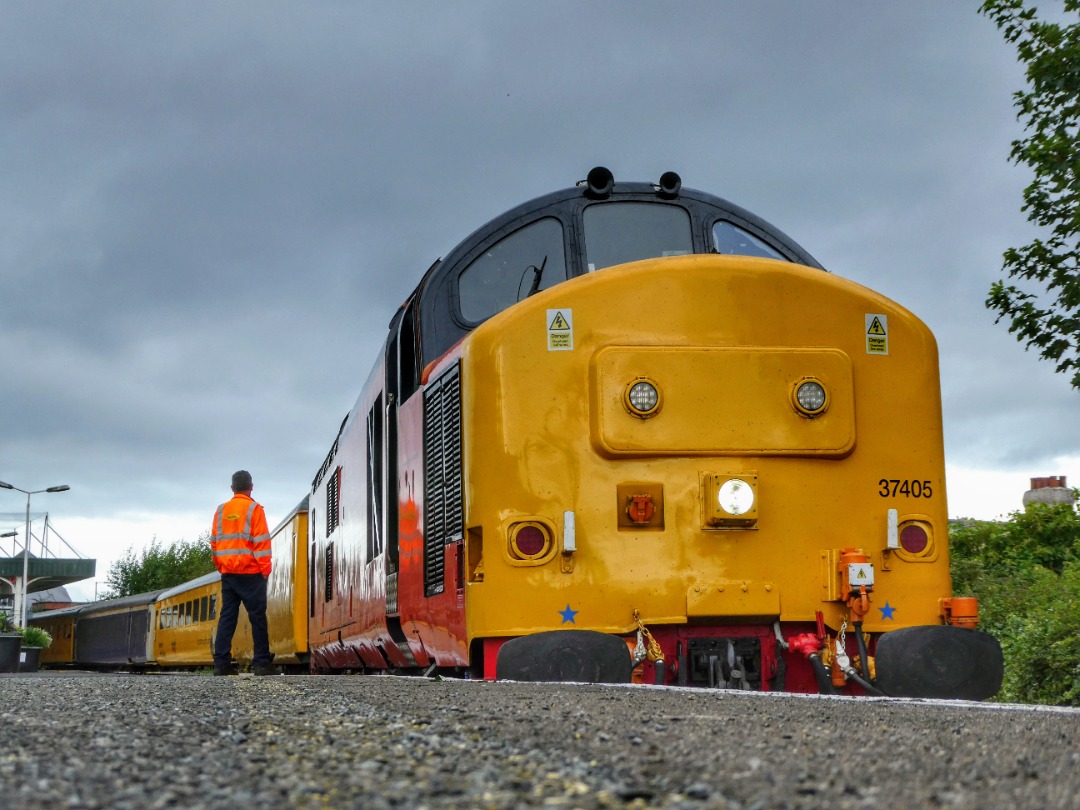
[0,481,70,628]
[0,531,15,618]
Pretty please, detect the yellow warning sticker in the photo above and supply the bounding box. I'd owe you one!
[547,309,573,351]
[865,313,888,355]
[848,562,875,586]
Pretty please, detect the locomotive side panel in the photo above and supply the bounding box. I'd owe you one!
[396,378,469,668]
[308,356,437,672]
[309,396,374,670]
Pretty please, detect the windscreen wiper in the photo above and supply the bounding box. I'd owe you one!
[525,255,548,297]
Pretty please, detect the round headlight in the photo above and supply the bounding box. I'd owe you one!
[718,478,755,516]
[795,380,827,414]
[625,379,661,417]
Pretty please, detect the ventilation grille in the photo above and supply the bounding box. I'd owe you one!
[324,541,334,603]
[326,467,341,537]
[423,362,464,597]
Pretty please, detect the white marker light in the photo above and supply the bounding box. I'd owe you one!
[627,381,659,414]
[718,478,755,516]
[796,380,827,412]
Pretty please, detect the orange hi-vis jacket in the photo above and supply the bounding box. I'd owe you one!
[210,493,272,576]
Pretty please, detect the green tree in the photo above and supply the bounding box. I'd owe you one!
[951,497,1080,576]
[980,1,1080,387]
[103,535,215,599]
[950,498,1080,704]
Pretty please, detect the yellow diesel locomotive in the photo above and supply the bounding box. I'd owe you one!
[308,168,1003,699]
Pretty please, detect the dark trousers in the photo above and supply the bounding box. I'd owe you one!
[214,573,271,666]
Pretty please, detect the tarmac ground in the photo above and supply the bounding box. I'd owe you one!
[1,671,1078,809]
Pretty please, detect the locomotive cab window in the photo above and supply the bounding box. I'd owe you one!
[457,217,567,323]
[712,220,787,261]
[583,202,693,272]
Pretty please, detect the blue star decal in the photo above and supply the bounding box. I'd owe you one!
[879,601,896,620]
[559,604,578,624]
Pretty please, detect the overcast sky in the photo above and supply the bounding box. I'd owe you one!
[2,2,1077,602]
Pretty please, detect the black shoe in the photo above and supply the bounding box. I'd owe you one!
[213,663,238,676]
[252,664,275,676]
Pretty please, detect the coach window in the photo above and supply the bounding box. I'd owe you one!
[583,202,692,272]
[712,220,787,261]
[458,217,566,323]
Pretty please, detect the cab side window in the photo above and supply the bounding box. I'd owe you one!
[458,218,566,323]
[712,220,787,261]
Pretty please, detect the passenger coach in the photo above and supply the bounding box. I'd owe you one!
[30,497,311,671]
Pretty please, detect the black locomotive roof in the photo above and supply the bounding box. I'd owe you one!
[405,167,824,377]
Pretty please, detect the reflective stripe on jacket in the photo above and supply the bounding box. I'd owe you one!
[210,493,272,576]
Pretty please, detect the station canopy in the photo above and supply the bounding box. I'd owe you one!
[0,512,96,593]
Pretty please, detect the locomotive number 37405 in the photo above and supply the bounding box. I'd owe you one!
[878,479,933,498]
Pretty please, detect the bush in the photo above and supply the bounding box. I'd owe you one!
[999,562,1080,704]
[0,613,16,634]
[21,625,52,649]
[950,498,1080,705]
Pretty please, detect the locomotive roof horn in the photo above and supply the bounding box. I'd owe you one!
[657,171,682,199]
[584,166,615,199]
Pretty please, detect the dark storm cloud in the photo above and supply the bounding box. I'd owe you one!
[0,0,1075,561]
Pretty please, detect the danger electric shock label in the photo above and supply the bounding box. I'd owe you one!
[865,314,889,355]
[547,309,573,351]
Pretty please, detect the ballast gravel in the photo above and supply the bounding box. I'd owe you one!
[1,672,1078,809]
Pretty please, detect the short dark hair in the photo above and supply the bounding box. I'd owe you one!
[231,470,253,492]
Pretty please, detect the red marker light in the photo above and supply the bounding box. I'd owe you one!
[899,524,928,554]
[515,525,546,557]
